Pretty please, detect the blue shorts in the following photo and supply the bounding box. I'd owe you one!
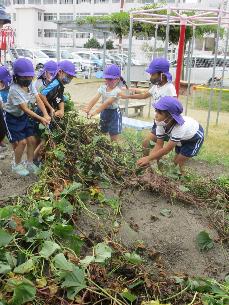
[175,125,204,157]
[100,108,122,136]
[3,112,35,143]
[0,109,6,142]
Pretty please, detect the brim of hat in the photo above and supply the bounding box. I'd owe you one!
[37,69,58,79]
[163,71,173,82]
[15,72,34,77]
[145,67,157,74]
[66,71,76,77]
[171,113,185,125]
[103,74,118,79]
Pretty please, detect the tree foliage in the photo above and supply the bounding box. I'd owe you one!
[84,37,101,49]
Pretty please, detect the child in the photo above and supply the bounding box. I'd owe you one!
[39,60,76,119]
[84,64,127,142]
[3,58,51,176]
[35,60,58,93]
[137,96,204,175]
[123,58,177,151]
[0,66,12,149]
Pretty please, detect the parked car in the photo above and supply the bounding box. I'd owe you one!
[74,51,103,68]
[71,52,98,71]
[92,51,112,65]
[16,48,49,70]
[40,49,81,71]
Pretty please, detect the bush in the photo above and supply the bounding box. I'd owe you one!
[84,37,101,49]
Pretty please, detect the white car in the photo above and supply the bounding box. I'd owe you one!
[16,48,49,69]
[71,52,98,70]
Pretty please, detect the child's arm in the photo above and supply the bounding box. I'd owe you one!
[83,93,101,114]
[55,102,64,118]
[39,93,54,115]
[36,95,51,123]
[89,97,116,117]
[19,103,49,126]
[137,139,176,166]
[119,91,151,100]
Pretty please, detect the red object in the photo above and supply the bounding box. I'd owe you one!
[175,21,186,97]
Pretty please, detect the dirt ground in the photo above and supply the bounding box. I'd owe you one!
[0,81,228,280]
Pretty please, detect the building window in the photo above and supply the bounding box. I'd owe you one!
[38,12,42,21]
[94,0,109,3]
[44,13,57,21]
[43,0,57,4]
[76,12,91,16]
[76,0,91,3]
[93,13,106,15]
[59,0,73,3]
[59,13,74,21]
[60,30,72,38]
[38,29,43,37]
[75,32,91,38]
[28,0,41,4]
[44,29,57,37]
[13,0,25,4]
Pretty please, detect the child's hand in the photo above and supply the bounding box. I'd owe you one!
[83,105,91,114]
[49,107,55,117]
[44,114,51,124]
[40,117,49,126]
[55,110,64,118]
[137,156,151,167]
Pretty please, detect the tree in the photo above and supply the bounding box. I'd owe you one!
[84,37,101,49]
[105,39,115,49]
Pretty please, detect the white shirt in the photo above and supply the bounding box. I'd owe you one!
[98,85,121,110]
[149,82,177,106]
[156,116,199,146]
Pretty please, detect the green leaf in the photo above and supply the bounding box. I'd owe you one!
[0,229,13,247]
[8,278,36,305]
[0,206,14,219]
[53,224,74,239]
[14,259,35,274]
[0,263,11,274]
[160,209,172,218]
[196,231,214,251]
[53,149,65,161]
[53,253,73,271]
[94,243,112,263]
[39,241,60,259]
[121,290,137,302]
[80,256,95,268]
[54,198,73,215]
[60,266,86,300]
[40,207,53,217]
[124,252,143,265]
[61,182,82,196]
[5,252,17,268]
[65,235,84,256]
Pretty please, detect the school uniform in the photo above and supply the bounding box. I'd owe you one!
[3,83,37,143]
[98,85,122,136]
[149,82,177,135]
[156,116,204,157]
[40,78,64,110]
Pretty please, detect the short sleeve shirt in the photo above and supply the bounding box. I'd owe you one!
[156,116,199,146]
[4,83,38,117]
[0,89,9,104]
[35,78,47,93]
[41,78,64,110]
[149,82,177,106]
[98,85,121,110]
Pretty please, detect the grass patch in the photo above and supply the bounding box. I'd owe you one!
[193,90,229,112]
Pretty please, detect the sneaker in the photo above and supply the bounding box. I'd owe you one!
[12,163,30,176]
[26,162,40,175]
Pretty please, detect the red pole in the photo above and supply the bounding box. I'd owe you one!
[175,17,187,97]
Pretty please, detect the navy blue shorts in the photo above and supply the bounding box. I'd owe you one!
[3,112,35,143]
[175,125,204,157]
[0,109,6,142]
[100,108,122,136]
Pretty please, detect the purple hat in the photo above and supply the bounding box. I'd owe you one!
[154,96,184,125]
[146,57,172,82]
[58,60,76,77]
[13,58,34,77]
[103,64,121,79]
[37,60,58,79]
[0,66,12,87]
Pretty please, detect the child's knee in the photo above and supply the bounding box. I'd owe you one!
[18,139,27,146]
[26,136,36,145]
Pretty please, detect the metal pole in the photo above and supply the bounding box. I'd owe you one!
[102,32,106,71]
[126,15,133,117]
[57,22,61,61]
[185,26,195,115]
[164,8,170,59]
[185,39,191,81]
[216,25,229,125]
[206,2,223,137]
[153,24,158,59]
